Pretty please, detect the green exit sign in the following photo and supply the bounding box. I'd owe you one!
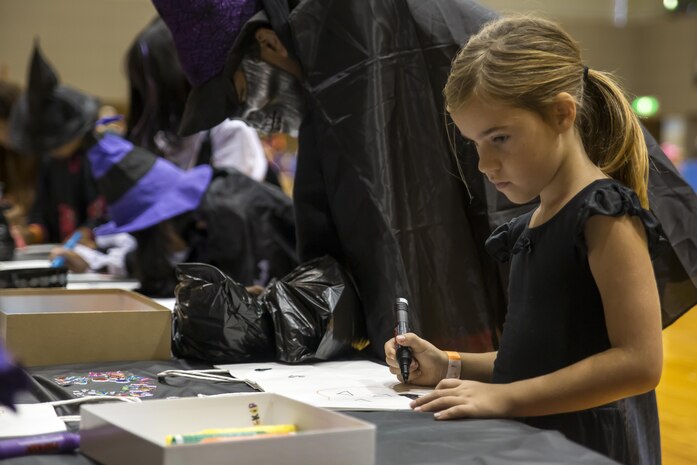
[632,96,660,117]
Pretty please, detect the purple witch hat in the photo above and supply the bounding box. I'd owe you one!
[151,0,263,136]
[88,133,213,236]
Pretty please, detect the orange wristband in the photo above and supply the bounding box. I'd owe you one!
[444,351,461,379]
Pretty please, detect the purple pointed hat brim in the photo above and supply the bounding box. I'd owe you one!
[94,164,211,235]
[89,134,213,236]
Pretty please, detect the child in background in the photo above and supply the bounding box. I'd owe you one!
[87,134,297,297]
[126,18,269,180]
[385,16,663,464]
[8,44,105,245]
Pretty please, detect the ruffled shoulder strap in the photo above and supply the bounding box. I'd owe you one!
[575,181,665,256]
[485,214,530,263]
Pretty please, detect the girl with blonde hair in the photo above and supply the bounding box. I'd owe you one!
[386,16,664,463]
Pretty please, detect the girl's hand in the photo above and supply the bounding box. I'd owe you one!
[410,378,514,420]
[384,332,448,387]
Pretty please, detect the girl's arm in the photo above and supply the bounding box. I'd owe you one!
[385,333,496,385]
[412,214,663,419]
[454,351,497,382]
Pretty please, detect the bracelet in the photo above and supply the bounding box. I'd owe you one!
[444,351,461,379]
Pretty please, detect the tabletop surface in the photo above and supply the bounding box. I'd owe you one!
[5,359,620,465]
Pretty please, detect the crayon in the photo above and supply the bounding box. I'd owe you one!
[166,424,296,445]
[198,432,295,444]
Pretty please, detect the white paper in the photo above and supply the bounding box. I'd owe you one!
[66,281,140,291]
[152,298,177,311]
[13,244,58,259]
[215,360,432,411]
[0,260,52,270]
[0,404,67,437]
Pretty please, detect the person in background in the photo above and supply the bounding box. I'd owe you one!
[8,43,105,245]
[126,17,270,180]
[153,0,503,358]
[386,16,662,464]
[0,80,38,231]
[154,0,697,360]
[51,18,285,279]
[87,133,297,297]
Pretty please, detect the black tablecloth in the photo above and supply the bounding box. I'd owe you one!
[7,359,619,465]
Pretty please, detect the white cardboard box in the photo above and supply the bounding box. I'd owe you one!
[80,393,376,465]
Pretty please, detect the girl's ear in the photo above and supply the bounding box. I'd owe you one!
[550,92,577,133]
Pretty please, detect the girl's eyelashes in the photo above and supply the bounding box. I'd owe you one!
[460,135,508,146]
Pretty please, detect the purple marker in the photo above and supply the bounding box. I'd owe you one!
[0,432,80,460]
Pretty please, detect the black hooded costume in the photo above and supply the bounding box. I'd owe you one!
[155,0,697,359]
[284,0,506,356]
[266,0,697,357]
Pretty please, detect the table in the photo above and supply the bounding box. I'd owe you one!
[0,259,140,291]
[7,359,619,465]
[3,250,616,464]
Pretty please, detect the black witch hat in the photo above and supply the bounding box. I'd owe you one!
[8,42,99,153]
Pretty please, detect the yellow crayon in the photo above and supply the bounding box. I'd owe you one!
[198,424,296,435]
[166,424,297,445]
[199,432,295,444]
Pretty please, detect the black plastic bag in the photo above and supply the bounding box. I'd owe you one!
[172,256,367,364]
[260,256,366,363]
[172,263,275,363]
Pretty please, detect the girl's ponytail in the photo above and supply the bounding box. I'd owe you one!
[579,70,649,208]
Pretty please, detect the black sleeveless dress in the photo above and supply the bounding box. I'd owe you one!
[485,179,662,465]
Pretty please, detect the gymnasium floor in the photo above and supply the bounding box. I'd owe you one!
[657,305,697,465]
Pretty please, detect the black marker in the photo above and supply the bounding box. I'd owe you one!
[394,297,412,384]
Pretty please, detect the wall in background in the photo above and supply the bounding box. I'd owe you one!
[481,0,664,22]
[1,0,696,119]
[631,15,697,116]
[0,0,157,106]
